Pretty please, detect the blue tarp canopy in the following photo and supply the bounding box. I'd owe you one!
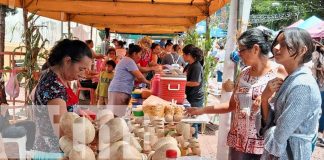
[297,16,322,29]
[196,21,227,38]
[285,16,323,38]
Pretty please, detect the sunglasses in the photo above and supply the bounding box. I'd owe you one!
[237,48,248,54]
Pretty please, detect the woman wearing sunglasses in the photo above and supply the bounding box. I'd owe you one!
[186,28,287,159]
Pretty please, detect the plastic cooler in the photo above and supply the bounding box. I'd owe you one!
[159,75,186,104]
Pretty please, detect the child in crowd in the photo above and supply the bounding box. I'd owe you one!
[96,60,116,105]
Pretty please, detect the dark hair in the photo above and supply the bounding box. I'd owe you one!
[117,41,126,48]
[85,40,93,45]
[313,40,324,86]
[182,44,203,61]
[48,39,92,66]
[151,43,160,50]
[106,60,116,69]
[173,44,181,52]
[112,39,118,43]
[182,44,195,54]
[238,28,272,56]
[106,48,116,55]
[128,43,142,56]
[165,42,173,48]
[41,61,50,71]
[219,43,224,50]
[271,27,315,64]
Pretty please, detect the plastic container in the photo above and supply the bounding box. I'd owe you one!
[159,75,186,104]
[133,110,144,117]
[131,99,143,105]
[131,93,142,99]
[166,149,178,160]
[151,74,161,96]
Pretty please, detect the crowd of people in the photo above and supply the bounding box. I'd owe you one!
[0,27,323,160]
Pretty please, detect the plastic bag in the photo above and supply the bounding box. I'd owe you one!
[5,71,20,98]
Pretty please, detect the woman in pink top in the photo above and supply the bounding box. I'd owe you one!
[186,28,287,160]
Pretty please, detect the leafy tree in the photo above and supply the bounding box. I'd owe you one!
[251,0,324,30]
[0,5,16,69]
[0,5,17,104]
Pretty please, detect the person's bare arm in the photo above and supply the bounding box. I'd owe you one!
[149,54,158,66]
[138,65,162,73]
[186,81,200,87]
[186,94,236,115]
[92,50,104,59]
[47,98,67,137]
[132,70,150,84]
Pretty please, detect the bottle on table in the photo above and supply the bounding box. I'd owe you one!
[151,74,160,96]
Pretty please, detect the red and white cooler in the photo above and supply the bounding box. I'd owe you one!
[159,75,186,104]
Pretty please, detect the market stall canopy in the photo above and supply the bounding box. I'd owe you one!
[0,0,229,34]
[287,19,304,28]
[297,16,322,30]
[307,21,324,38]
[288,16,324,38]
[196,21,227,38]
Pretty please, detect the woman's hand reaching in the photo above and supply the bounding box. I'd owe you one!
[185,107,204,116]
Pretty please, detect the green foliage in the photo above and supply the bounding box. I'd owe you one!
[202,54,217,105]
[183,28,217,107]
[3,66,11,70]
[4,6,17,16]
[183,30,200,46]
[14,12,49,104]
[61,33,74,40]
[99,30,106,41]
[251,0,324,30]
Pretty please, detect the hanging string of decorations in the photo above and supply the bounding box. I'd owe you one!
[250,12,300,24]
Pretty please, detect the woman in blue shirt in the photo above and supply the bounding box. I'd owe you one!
[108,44,150,107]
[258,28,321,160]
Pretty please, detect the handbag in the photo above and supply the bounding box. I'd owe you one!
[5,70,20,98]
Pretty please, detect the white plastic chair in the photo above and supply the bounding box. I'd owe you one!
[2,135,27,159]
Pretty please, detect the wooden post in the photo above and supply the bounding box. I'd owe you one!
[205,16,211,57]
[201,0,211,134]
[67,14,71,39]
[22,0,30,105]
[61,21,64,38]
[0,5,5,71]
[90,25,93,40]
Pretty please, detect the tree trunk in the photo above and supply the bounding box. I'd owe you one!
[0,5,7,105]
[0,5,5,70]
